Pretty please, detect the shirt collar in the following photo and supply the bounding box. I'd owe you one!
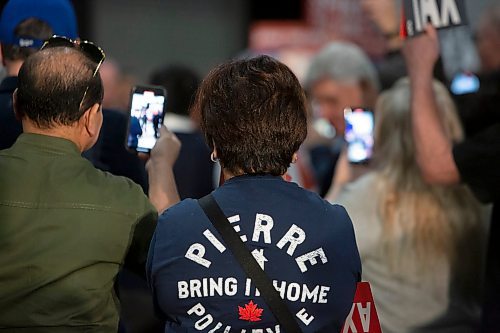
[14,133,81,156]
[224,173,283,185]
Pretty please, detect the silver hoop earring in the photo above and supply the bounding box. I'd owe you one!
[210,152,218,163]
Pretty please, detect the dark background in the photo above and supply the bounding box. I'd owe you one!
[0,0,495,82]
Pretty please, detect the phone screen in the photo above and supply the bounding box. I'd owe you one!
[450,72,480,95]
[344,107,374,164]
[127,85,166,152]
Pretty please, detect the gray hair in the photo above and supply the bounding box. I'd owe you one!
[304,41,380,92]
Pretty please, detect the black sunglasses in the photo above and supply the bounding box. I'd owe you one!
[41,35,106,109]
[41,35,105,69]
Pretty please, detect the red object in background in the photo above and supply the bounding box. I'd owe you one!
[341,282,382,333]
[400,5,408,39]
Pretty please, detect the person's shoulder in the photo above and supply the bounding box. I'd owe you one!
[335,173,381,235]
[293,181,345,208]
[82,161,153,215]
[342,172,379,194]
[336,173,378,209]
[155,198,203,236]
[158,198,200,223]
[290,182,353,224]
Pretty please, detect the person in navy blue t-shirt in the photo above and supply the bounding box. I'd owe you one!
[147,55,361,333]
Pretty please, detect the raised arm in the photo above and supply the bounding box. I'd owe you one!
[146,125,181,214]
[402,25,460,185]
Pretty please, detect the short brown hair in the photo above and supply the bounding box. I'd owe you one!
[193,55,307,176]
[17,47,103,128]
[2,18,52,61]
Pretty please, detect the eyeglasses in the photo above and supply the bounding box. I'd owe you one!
[41,35,106,109]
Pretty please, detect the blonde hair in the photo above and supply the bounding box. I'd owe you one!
[374,78,483,288]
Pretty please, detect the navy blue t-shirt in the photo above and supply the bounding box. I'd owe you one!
[147,174,361,333]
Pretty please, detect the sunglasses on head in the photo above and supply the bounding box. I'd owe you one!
[41,35,105,69]
[41,35,106,109]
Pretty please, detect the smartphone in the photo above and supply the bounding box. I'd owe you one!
[450,72,480,95]
[344,107,374,164]
[126,85,166,153]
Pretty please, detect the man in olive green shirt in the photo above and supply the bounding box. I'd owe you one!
[0,44,180,331]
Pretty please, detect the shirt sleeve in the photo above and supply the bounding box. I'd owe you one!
[453,123,500,203]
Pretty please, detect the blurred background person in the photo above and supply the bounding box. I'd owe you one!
[452,4,500,138]
[99,58,137,114]
[403,17,500,331]
[475,4,500,74]
[127,114,142,149]
[360,0,407,91]
[100,59,128,112]
[0,0,77,150]
[150,64,215,199]
[301,41,380,196]
[332,78,488,333]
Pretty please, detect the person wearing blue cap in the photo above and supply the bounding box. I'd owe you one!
[0,0,78,150]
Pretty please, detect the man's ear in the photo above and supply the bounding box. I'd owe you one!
[82,103,102,138]
[12,89,23,121]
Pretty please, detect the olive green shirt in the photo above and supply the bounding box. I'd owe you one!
[0,133,157,332]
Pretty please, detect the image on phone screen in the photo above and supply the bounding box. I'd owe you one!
[450,72,480,95]
[344,107,374,164]
[127,85,166,153]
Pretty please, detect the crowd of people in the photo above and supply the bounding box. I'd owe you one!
[0,0,499,333]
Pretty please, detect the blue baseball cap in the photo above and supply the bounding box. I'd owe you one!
[0,0,78,48]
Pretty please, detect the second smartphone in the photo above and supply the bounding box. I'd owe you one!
[344,107,374,164]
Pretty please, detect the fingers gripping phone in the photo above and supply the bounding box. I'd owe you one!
[126,85,166,153]
[344,107,374,164]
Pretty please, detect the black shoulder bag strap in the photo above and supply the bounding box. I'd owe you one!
[198,194,302,333]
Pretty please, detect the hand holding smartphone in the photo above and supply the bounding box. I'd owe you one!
[344,107,374,164]
[126,85,167,153]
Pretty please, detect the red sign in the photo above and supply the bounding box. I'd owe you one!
[341,282,382,333]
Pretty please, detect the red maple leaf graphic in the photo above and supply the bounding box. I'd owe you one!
[238,300,263,322]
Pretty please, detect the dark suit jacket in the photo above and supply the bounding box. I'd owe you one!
[0,76,22,150]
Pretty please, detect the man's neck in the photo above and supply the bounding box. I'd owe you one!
[22,121,86,152]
